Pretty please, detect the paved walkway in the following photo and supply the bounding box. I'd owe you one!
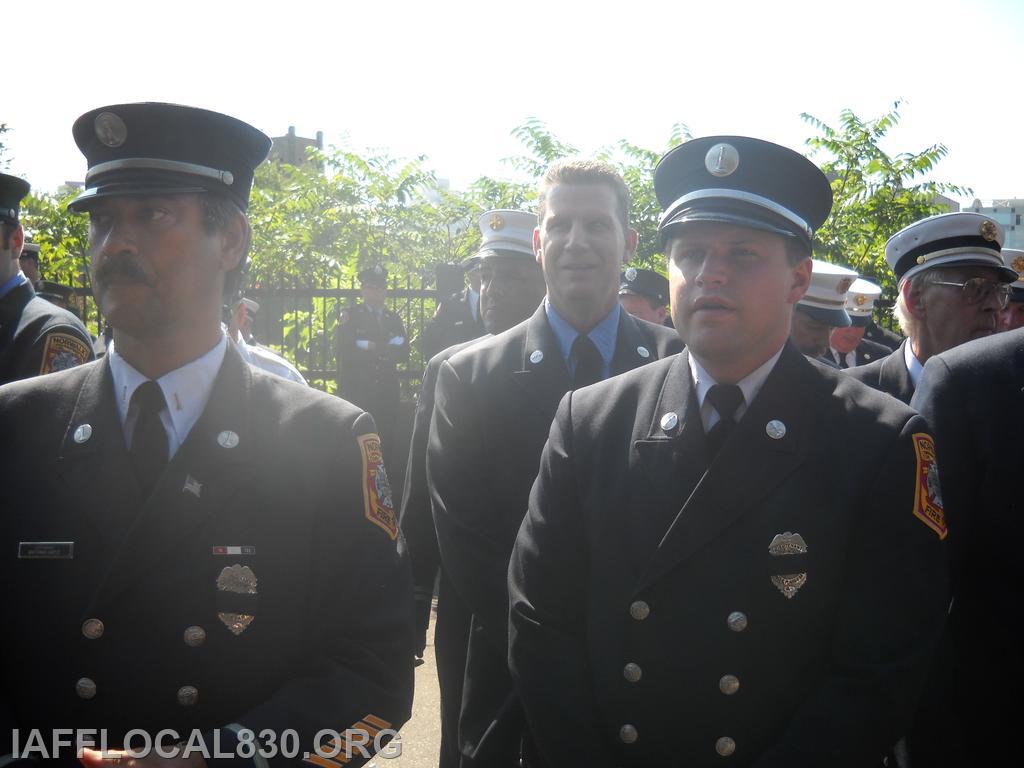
[373,604,442,767]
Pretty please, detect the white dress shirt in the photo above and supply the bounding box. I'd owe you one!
[687,346,785,431]
[904,340,925,388]
[108,332,228,458]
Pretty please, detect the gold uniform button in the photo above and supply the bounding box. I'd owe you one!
[716,736,736,757]
[177,685,199,706]
[82,619,104,640]
[183,626,207,647]
[629,601,650,621]
[727,611,747,632]
[623,663,643,683]
[619,724,638,744]
[76,677,97,700]
[719,674,740,695]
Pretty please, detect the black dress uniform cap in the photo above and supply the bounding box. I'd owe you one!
[19,242,40,260]
[35,281,77,308]
[619,267,669,306]
[655,136,833,251]
[0,172,30,224]
[358,264,389,287]
[67,102,272,213]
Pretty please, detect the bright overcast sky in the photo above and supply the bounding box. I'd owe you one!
[5,0,1022,207]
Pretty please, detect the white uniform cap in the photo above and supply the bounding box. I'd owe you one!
[1002,248,1024,300]
[476,209,536,260]
[885,211,1013,286]
[796,260,858,326]
[845,278,882,327]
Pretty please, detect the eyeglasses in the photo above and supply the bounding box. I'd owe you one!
[929,278,1012,309]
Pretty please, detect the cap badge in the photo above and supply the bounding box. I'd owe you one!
[705,143,740,178]
[854,294,867,306]
[768,531,808,555]
[489,214,505,231]
[836,277,853,294]
[980,220,999,242]
[1012,256,1024,275]
[625,267,638,282]
[94,112,127,148]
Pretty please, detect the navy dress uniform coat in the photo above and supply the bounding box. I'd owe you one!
[846,340,915,404]
[334,303,409,451]
[0,342,414,767]
[398,337,482,768]
[910,329,1024,767]
[0,281,94,385]
[420,289,485,362]
[427,304,682,766]
[864,321,903,352]
[853,337,893,367]
[509,344,950,768]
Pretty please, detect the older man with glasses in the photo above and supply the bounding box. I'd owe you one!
[848,212,1014,403]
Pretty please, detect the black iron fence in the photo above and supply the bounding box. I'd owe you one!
[244,276,440,396]
[67,276,442,398]
[63,279,903,401]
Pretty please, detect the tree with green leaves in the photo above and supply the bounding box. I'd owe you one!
[803,101,970,306]
[4,106,967,386]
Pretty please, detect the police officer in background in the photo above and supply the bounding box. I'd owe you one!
[618,266,670,325]
[509,136,949,767]
[335,265,409,451]
[421,256,485,360]
[828,278,892,367]
[400,208,546,768]
[18,241,40,286]
[0,173,94,384]
[848,212,1014,403]
[998,247,1024,330]
[0,103,413,768]
[787,259,856,360]
[429,160,682,767]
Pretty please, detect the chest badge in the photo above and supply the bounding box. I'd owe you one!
[768,532,807,555]
[771,573,807,599]
[769,532,807,599]
[217,564,257,635]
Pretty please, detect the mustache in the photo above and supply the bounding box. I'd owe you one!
[93,255,151,287]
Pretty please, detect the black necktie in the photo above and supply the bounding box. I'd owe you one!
[706,384,744,459]
[571,335,603,389]
[129,380,169,494]
[835,351,849,369]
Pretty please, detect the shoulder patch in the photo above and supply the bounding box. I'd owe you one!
[911,433,946,539]
[357,433,398,540]
[40,332,91,375]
